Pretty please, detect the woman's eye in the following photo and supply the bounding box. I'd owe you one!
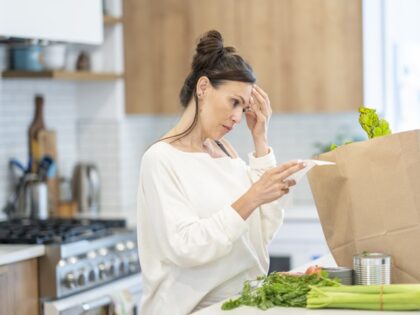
[232,99,240,107]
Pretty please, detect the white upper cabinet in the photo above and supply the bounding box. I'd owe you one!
[0,0,103,44]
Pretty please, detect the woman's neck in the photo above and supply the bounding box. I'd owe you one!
[166,101,208,151]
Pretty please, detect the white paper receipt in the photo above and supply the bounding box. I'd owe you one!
[286,159,335,183]
[275,159,335,209]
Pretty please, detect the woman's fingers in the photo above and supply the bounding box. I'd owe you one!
[253,85,272,115]
[251,88,269,117]
[279,163,305,181]
[249,94,266,122]
[270,160,304,174]
[254,85,270,106]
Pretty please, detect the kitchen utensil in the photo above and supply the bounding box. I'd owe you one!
[72,163,101,215]
[2,158,29,217]
[37,129,60,215]
[37,155,56,181]
[14,173,48,219]
[353,253,391,285]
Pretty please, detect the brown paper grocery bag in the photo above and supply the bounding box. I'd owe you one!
[308,129,420,283]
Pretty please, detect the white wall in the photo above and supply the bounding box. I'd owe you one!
[0,80,78,220]
[0,81,363,225]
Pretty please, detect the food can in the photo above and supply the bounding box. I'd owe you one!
[353,252,391,285]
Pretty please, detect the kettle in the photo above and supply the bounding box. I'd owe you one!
[72,163,100,215]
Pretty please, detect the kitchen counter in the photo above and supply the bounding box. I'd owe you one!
[192,305,410,315]
[0,244,45,266]
[192,254,408,315]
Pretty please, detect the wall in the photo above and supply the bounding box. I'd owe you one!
[0,81,364,225]
[0,80,363,268]
[0,80,78,220]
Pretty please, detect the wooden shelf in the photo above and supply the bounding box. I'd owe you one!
[103,15,123,26]
[1,70,123,81]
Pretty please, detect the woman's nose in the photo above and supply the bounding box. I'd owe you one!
[231,107,243,124]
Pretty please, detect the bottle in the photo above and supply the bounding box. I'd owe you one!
[28,95,46,172]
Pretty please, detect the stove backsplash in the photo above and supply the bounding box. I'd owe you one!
[0,80,363,225]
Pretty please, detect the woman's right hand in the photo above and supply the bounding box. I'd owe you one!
[232,160,306,219]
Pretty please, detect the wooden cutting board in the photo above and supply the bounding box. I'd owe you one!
[38,129,59,216]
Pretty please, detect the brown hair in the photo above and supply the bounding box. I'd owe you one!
[160,30,256,143]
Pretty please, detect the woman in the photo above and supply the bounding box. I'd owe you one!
[137,30,305,315]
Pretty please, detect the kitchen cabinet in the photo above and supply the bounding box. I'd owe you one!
[123,0,363,114]
[0,0,103,44]
[0,15,123,81]
[0,258,39,315]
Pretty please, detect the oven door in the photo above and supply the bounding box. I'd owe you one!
[43,274,143,315]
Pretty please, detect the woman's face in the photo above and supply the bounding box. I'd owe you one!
[199,80,253,140]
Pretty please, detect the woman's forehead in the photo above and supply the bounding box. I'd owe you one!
[218,81,252,98]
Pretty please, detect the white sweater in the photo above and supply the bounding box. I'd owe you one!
[137,141,285,315]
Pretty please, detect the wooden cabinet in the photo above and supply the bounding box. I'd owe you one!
[123,0,362,114]
[0,259,39,315]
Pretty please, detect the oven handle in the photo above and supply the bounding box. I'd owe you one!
[81,286,143,311]
[82,296,110,311]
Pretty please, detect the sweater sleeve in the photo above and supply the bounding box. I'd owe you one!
[138,151,249,268]
[247,148,285,245]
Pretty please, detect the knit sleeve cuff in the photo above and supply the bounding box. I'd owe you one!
[248,147,276,170]
[219,206,248,242]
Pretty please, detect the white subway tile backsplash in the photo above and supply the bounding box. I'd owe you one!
[0,76,362,225]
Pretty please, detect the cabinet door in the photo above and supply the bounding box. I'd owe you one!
[124,0,362,114]
[0,0,103,44]
[123,0,187,114]
[0,259,39,315]
[236,0,363,112]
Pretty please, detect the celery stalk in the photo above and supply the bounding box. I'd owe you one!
[318,284,420,294]
[307,285,420,311]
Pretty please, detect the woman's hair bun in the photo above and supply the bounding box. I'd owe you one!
[196,30,232,56]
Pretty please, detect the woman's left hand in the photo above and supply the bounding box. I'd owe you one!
[245,85,272,141]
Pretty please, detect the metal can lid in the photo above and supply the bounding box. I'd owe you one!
[353,252,391,266]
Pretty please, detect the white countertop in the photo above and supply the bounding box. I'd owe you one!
[192,305,410,315]
[192,255,408,315]
[0,244,45,266]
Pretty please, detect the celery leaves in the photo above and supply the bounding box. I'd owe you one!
[221,271,341,311]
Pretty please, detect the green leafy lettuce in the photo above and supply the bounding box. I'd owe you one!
[359,106,391,139]
[329,106,392,151]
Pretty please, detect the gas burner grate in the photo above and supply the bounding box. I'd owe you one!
[0,218,126,244]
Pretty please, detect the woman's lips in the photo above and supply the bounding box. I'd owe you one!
[222,125,232,132]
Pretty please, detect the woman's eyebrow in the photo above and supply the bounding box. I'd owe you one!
[234,94,246,104]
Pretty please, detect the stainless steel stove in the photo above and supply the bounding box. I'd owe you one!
[0,218,142,314]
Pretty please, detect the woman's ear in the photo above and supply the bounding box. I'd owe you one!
[196,76,210,97]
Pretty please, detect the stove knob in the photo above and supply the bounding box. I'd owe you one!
[128,255,139,273]
[77,272,87,286]
[98,263,107,279]
[108,263,115,277]
[63,272,76,289]
[119,261,127,274]
[88,270,96,282]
